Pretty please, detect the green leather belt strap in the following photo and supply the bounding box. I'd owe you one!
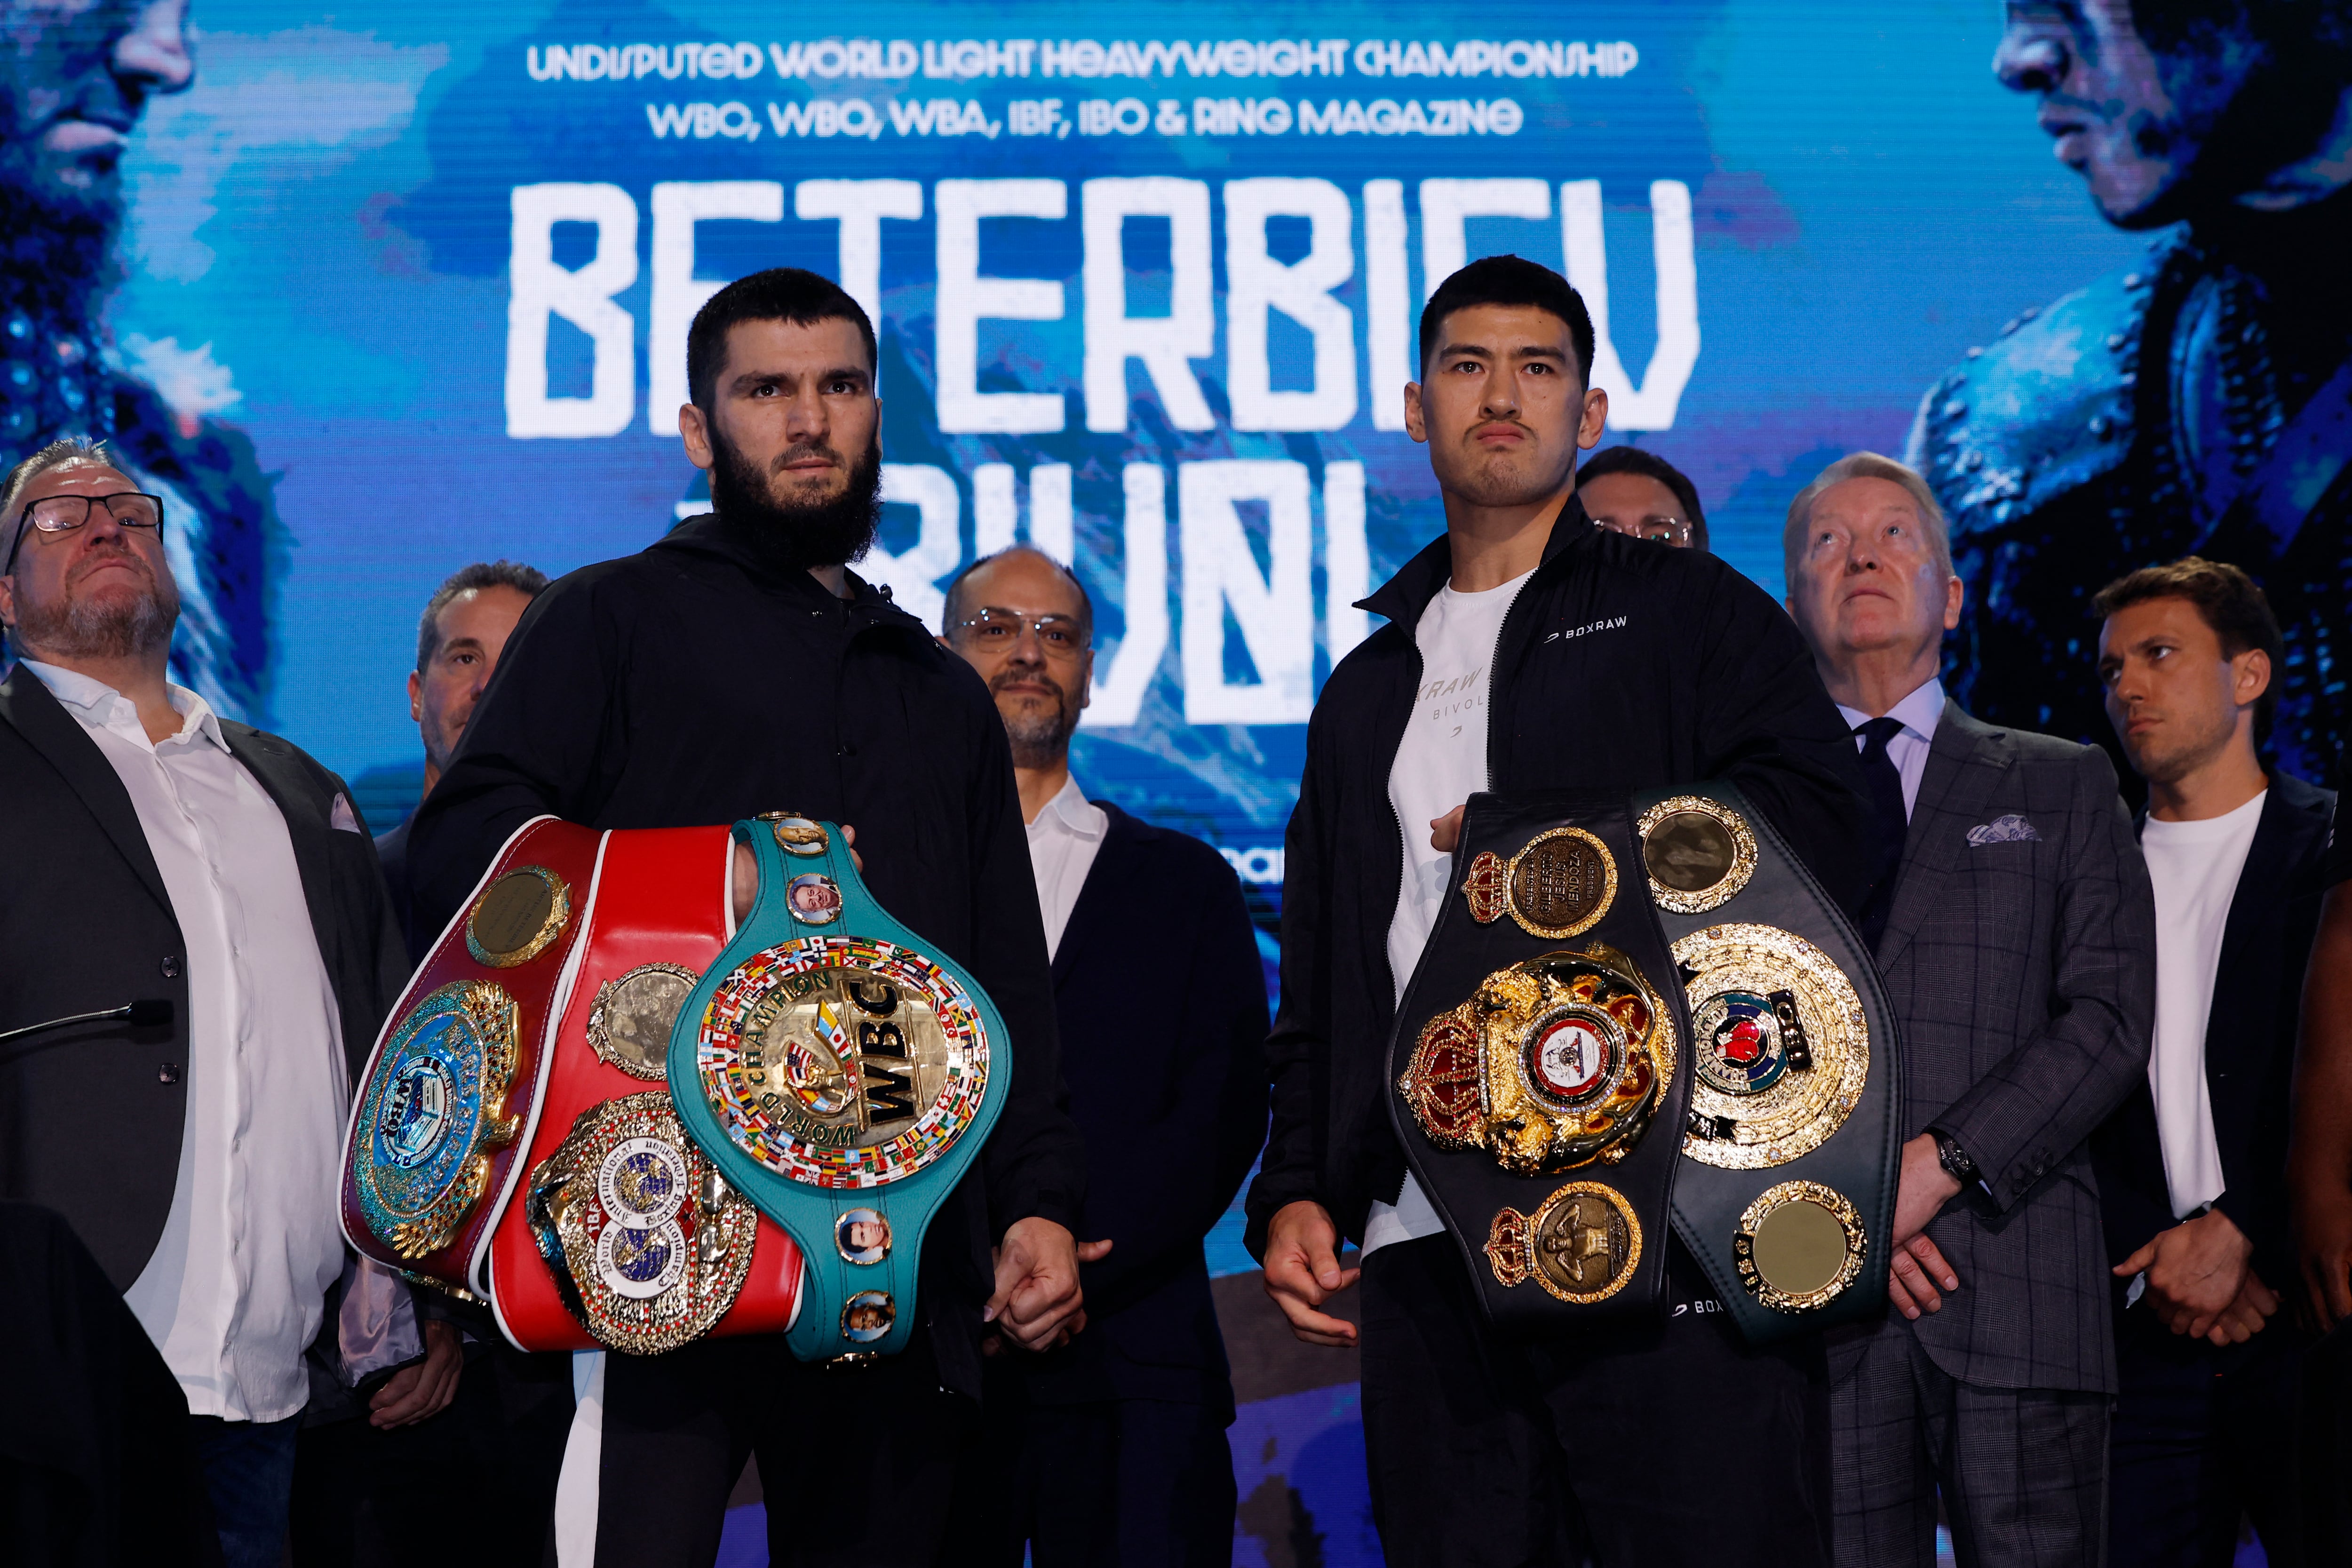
[667,814,1011,1361]
[1633,781,1902,1345]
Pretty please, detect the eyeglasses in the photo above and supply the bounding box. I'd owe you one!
[951,608,1089,657]
[1595,514,1692,547]
[5,492,166,574]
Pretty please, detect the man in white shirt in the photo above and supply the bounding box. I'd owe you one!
[941,545,1269,1568]
[2091,557,2335,1566]
[1786,451,2154,1568]
[0,438,436,1567]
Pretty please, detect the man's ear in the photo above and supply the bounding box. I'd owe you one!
[1942,573,1965,631]
[1077,649,1094,711]
[0,575,15,632]
[408,669,424,724]
[679,402,714,470]
[1403,381,1427,444]
[2234,646,2272,709]
[1578,386,1610,450]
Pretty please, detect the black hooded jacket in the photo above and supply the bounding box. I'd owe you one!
[406,514,1085,1395]
[1243,498,1871,1256]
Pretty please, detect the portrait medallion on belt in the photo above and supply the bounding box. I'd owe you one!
[1461,827,1617,939]
[1732,1181,1867,1313]
[1484,1180,1643,1303]
[466,865,572,968]
[587,962,699,1082]
[354,980,521,1258]
[1675,923,1869,1169]
[525,1092,757,1354]
[1636,796,1758,914]
[1400,945,1677,1176]
[755,810,831,858]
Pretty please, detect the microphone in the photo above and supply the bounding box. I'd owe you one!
[0,998,175,1049]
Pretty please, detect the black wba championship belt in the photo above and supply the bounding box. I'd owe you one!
[1634,783,1900,1344]
[1389,785,1901,1344]
[1388,792,1694,1329]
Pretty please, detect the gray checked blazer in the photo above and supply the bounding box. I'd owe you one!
[1876,703,2155,1394]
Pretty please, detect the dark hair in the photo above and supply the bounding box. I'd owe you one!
[1576,446,1710,553]
[1418,255,1597,389]
[416,560,550,673]
[686,267,876,413]
[939,545,1093,645]
[2092,556,2285,735]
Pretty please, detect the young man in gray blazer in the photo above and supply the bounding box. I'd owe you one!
[1784,452,2157,1567]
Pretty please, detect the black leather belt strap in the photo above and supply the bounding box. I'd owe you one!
[1385,790,1694,1333]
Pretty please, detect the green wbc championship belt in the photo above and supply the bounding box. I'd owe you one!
[666,814,1009,1361]
[1633,782,1902,1344]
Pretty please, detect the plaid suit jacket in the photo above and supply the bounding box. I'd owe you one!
[1879,704,2155,1393]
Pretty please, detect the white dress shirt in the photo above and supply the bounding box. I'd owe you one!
[23,660,351,1422]
[2140,792,2264,1219]
[1836,676,1947,821]
[1025,772,1108,963]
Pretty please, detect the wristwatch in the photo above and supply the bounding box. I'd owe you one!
[1931,1130,1979,1188]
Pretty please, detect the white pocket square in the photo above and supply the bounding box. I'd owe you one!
[1966,814,2039,845]
[329,793,363,834]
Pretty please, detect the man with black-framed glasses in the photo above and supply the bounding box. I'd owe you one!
[0,436,434,1567]
[940,544,1268,1568]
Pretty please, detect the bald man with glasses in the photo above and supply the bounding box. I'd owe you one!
[941,546,1269,1568]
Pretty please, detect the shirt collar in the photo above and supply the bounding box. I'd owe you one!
[1029,772,1104,840]
[1836,677,1946,745]
[19,658,230,754]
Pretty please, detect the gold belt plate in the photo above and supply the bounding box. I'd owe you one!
[526,1092,758,1355]
[1398,945,1677,1176]
[1675,923,1870,1170]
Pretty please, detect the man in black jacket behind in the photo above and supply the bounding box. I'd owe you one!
[941,544,1269,1566]
[407,269,1089,1568]
[1244,256,1869,1567]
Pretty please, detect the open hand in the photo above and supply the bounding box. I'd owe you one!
[1886,1134,1963,1317]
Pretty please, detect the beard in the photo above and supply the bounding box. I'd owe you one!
[989,666,1081,768]
[706,417,884,577]
[11,550,179,661]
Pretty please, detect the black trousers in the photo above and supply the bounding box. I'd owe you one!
[2109,1311,2306,1568]
[593,1330,977,1568]
[956,1356,1237,1568]
[290,1345,574,1568]
[1360,1232,1831,1568]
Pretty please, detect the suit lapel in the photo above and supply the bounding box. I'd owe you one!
[0,667,175,915]
[1876,706,2011,971]
[2203,776,2331,1147]
[222,721,340,972]
[1050,802,1135,990]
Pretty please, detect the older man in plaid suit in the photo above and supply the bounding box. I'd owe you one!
[1784,453,2157,1567]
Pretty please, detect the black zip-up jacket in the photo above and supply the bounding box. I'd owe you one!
[1243,498,1872,1256]
[406,515,1085,1397]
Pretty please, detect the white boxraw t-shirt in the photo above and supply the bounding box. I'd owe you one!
[1363,566,1534,1257]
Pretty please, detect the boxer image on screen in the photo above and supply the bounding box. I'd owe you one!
[1910,1,2352,780]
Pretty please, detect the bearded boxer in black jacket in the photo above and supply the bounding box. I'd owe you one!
[1244,256,1871,1568]
[407,268,1087,1568]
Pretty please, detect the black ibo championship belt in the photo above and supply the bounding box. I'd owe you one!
[1633,783,1901,1344]
[1388,793,1695,1329]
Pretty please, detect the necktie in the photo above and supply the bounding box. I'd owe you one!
[1853,716,1908,952]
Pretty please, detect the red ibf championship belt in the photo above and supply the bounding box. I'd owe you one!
[341,820,805,1353]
